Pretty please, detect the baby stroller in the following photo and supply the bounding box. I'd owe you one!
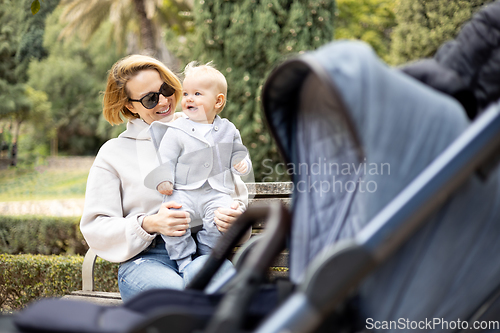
[5,4,500,331]
[255,40,500,332]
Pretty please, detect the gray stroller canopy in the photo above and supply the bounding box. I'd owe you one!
[262,41,500,329]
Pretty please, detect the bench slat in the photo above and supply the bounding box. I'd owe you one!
[249,198,291,206]
[247,182,293,197]
[63,291,122,306]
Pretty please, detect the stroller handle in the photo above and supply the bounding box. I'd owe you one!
[205,201,291,333]
[186,202,290,292]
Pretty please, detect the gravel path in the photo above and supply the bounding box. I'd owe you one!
[0,199,85,217]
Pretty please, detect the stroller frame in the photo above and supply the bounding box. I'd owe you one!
[255,99,500,332]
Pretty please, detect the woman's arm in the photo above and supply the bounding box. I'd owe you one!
[80,165,156,262]
[81,154,191,262]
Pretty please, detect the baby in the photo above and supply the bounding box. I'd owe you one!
[146,62,251,272]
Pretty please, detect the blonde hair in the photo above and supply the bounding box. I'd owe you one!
[183,61,228,112]
[103,55,182,125]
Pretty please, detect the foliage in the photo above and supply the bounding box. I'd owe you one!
[0,0,60,92]
[0,168,88,201]
[0,216,87,255]
[31,0,41,15]
[2,0,126,160]
[0,0,30,118]
[28,7,126,156]
[16,87,54,166]
[158,0,195,35]
[0,254,118,311]
[16,0,61,82]
[335,0,396,63]
[0,0,59,166]
[58,0,135,52]
[58,0,192,69]
[175,0,336,181]
[390,0,495,65]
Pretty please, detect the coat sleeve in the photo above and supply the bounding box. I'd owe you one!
[230,173,249,212]
[144,128,182,189]
[228,126,250,213]
[230,128,252,176]
[159,129,181,184]
[80,163,155,263]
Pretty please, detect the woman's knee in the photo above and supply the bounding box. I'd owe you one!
[182,256,235,288]
[118,257,184,301]
[181,255,210,286]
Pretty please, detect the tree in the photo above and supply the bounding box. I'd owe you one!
[16,0,61,82]
[176,0,336,181]
[18,87,54,165]
[390,0,495,65]
[28,7,126,156]
[334,0,396,63]
[58,0,192,69]
[0,0,59,165]
[0,0,23,90]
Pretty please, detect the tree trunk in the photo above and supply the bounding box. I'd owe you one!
[11,119,22,166]
[132,0,157,57]
[51,136,58,157]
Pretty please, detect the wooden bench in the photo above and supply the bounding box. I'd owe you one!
[64,182,293,305]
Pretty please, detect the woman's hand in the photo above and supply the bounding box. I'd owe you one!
[214,201,242,233]
[142,201,190,236]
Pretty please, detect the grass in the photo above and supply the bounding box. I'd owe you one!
[0,168,89,201]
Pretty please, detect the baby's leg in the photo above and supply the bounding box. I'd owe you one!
[196,187,233,255]
[161,190,197,271]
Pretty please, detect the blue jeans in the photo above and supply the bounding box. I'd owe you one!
[118,236,234,302]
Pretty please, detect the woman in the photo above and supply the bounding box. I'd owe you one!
[80,55,249,302]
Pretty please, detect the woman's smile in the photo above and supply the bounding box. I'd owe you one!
[156,105,171,115]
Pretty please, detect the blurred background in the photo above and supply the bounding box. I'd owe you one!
[0,0,493,183]
[0,0,496,312]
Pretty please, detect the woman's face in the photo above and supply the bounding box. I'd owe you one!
[126,69,177,124]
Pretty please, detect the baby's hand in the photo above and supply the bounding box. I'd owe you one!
[172,112,186,121]
[158,181,174,195]
[233,160,248,174]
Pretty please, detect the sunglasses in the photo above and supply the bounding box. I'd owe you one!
[129,82,176,109]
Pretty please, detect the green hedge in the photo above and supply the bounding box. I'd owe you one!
[0,216,87,255]
[0,254,118,311]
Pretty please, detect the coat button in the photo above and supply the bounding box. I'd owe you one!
[204,163,210,168]
[192,128,195,131]
[214,126,219,131]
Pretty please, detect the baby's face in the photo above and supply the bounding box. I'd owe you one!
[181,75,221,124]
